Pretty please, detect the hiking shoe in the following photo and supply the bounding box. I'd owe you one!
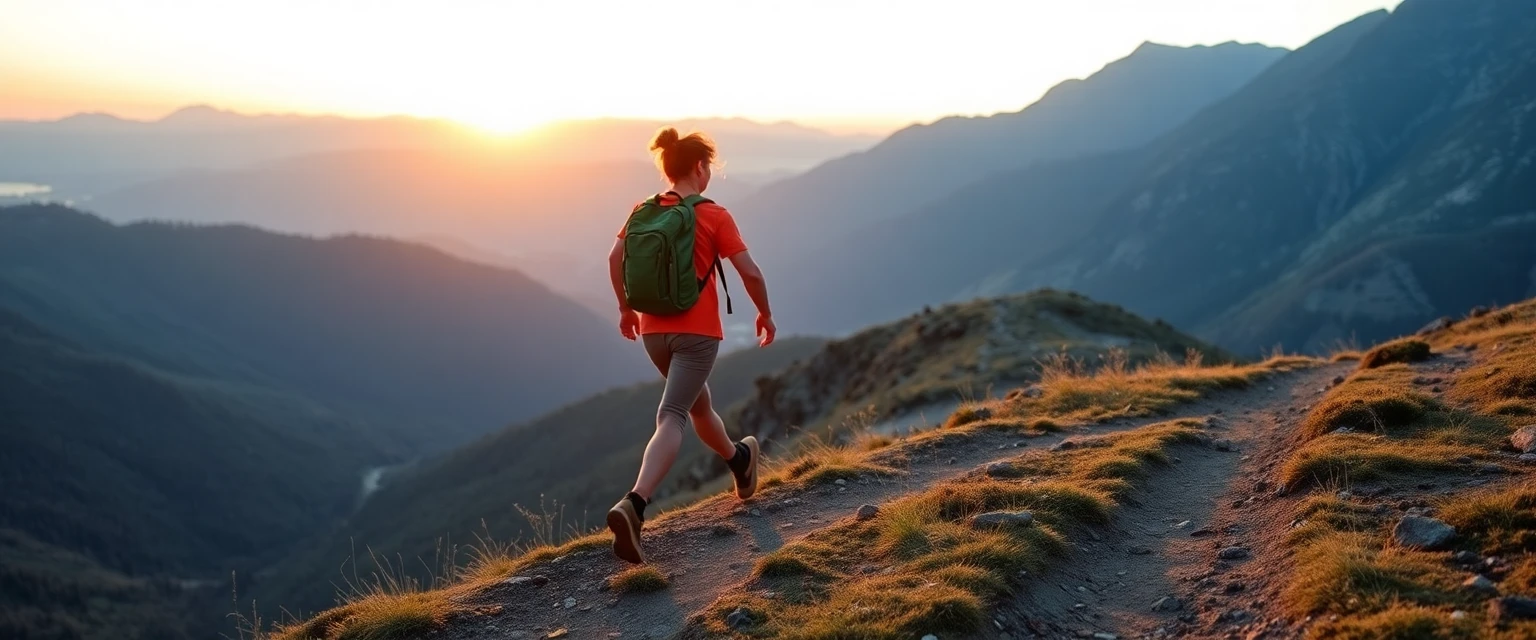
[606,494,646,564]
[730,436,760,500]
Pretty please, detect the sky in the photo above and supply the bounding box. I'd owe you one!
[1,0,1404,135]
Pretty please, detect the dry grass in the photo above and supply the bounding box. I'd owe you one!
[1303,606,1476,640]
[1277,301,1536,638]
[1359,339,1432,370]
[701,421,1205,639]
[1279,434,1478,490]
[1284,531,1468,615]
[272,591,450,640]
[1004,350,1313,422]
[1437,482,1536,556]
[1298,369,1441,440]
[605,566,669,594]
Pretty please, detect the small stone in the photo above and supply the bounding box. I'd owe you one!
[579,605,592,612]
[726,607,753,629]
[1511,426,1536,453]
[1220,609,1254,624]
[1190,528,1215,537]
[1152,596,1182,612]
[562,597,576,609]
[1173,520,1191,529]
[971,510,1035,529]
[750,508,762,517]
[1451,610,1468,620]
[986,461,1014,476]
[1489,596,1536,622]
[834,479,847,486]
[1418,317,1454,336]
[547,630,568,639]
[1463,574,1498,593]
[1093,634,1119,640]
[1217,547,1251,560]
[1129,546,1153,555]
[1432,386,1443,393]
[921,635,939,640]
[1225,582,1246,594]
[1332,375,1346,386]
[856,504,879,521]
[946,457,957,465]
[1393,516,1457,550]
[1213,439,1235,452]
[1453,550,1481,564]
[1052,439,1081,452]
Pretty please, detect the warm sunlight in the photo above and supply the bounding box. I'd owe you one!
[2,0,1403,127]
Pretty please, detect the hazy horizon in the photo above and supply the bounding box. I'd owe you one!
[3,0,1403,135]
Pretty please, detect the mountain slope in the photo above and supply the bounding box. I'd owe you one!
[736,41,1287,265]
[0,204,648,443]
[258,336,827,618]
[1015,1,1535,348]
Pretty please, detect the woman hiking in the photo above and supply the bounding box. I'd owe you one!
[605,127,777,564]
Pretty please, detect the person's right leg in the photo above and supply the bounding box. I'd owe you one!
[608,333,718,564]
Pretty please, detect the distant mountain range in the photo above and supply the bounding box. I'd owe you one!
[0,110,876,320]
[0,203,656,639]
[766,0,1536,354]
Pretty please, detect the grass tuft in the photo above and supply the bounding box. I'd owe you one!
[1437,482,1536,556]
[606,566,669,594]
[1279,434,1475,490]
[1299,375,1440,440]
[1305,606,1475,640]
[1284,531,1467,615]
[1359,340,1432,369]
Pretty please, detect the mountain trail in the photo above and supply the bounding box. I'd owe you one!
[444,363,1345,640]
[977,360,1377,640]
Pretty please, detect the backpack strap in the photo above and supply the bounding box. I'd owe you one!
[662,192,732,315]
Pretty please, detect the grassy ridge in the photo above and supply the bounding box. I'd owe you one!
[1279,301,1536,638]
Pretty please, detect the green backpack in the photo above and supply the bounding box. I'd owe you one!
[621,192,732,316]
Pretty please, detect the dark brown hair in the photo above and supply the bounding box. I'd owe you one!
[649,127,717,182]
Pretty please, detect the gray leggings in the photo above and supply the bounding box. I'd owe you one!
[642,333,720,432]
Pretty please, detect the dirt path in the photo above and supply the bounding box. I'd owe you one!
[443,365,1338,640]
[975,361,1352,640]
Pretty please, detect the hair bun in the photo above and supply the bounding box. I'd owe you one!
[650,127,680,152]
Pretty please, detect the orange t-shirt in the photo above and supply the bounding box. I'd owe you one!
[617,193,748,340]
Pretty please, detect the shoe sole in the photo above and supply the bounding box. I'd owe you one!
[736,436,760,500]
[607,502,646,565]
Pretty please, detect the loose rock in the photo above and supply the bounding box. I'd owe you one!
[971,510,1034,529]
[1463,574,1498,594]
[563,597,576,609]
[1151,596,1182,612]
[1489,596,1536,622]
[1213,439,1235,452]
[1417,317,1454,335]
[1332,375,1346,386]
[1217,547,1251,560]
[726,607,753,629]
[1393,516,1457,550]
[1453,550,1481,565]
[856,504,879,521]
[834,478,847,486]
[986,461,1014,477]
[1511,426,1536,453]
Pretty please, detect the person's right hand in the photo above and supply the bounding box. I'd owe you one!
[619,309,640,341]
[755,313,776,347]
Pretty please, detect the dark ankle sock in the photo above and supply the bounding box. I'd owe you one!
[726,442,751,475]
[625,492,648,523]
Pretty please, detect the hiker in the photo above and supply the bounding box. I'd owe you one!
[605,127,777,564]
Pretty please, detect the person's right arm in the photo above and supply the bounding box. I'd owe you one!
[727,250,775,347]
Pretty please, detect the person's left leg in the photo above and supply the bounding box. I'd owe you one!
[687,382,760,499]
